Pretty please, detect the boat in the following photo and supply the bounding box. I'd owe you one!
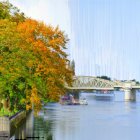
[79,98,88,105]
[59,95,88,105]
[59,95,73,105]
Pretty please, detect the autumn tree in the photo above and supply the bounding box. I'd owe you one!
[17,19,73,111]
[0,1,73,115]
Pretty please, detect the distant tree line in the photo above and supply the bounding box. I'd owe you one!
[97,76,111,81]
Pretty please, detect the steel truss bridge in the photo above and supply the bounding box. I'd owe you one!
[66,76,140,90]
[66,76,140,101]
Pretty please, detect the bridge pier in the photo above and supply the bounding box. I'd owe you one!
[124,89,136,101]
[124,82,136,101]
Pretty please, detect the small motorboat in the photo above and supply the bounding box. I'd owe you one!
[60,95,88,105]
[79,98,88,105]
[59,95,72,105]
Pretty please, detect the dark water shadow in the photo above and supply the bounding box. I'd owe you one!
[94,95,114,101]
[10,111,53,140]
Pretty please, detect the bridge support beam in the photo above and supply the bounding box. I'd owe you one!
[124,89,136,101]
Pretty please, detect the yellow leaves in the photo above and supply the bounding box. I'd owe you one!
[33,40,47,52]
[44,25,54,36]
[26,89,32,110]
[30,86,41,111]
[47,77,55,85]
[26,86,41,112]
[17,19,37,42]
[26,104,31,111]
[25,38,34,43]
[31,87,40,104]
[0,20,17,34]
[0,67,5,72]
[36,64,44,71]
[26,60,34,68]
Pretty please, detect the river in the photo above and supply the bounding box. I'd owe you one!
[11,91,140,140]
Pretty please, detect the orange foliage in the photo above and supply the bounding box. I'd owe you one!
[17,19,73,111]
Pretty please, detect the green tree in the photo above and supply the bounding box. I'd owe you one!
[0,20,26,112]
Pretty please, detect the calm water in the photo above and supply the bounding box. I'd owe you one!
[11,91,140,140]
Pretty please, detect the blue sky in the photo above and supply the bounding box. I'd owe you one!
[8,0,140,80]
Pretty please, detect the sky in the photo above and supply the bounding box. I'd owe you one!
[7,0,140,81]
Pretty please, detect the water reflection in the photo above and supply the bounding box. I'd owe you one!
[10,111,53,140]
[45,92,140,140]
[93,94,114,101]
[11,122,26,140]
[26,111,34,139]
[33,115,53,140]
[11,91,140,140]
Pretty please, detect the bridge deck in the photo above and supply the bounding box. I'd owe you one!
[67,87,114,90]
